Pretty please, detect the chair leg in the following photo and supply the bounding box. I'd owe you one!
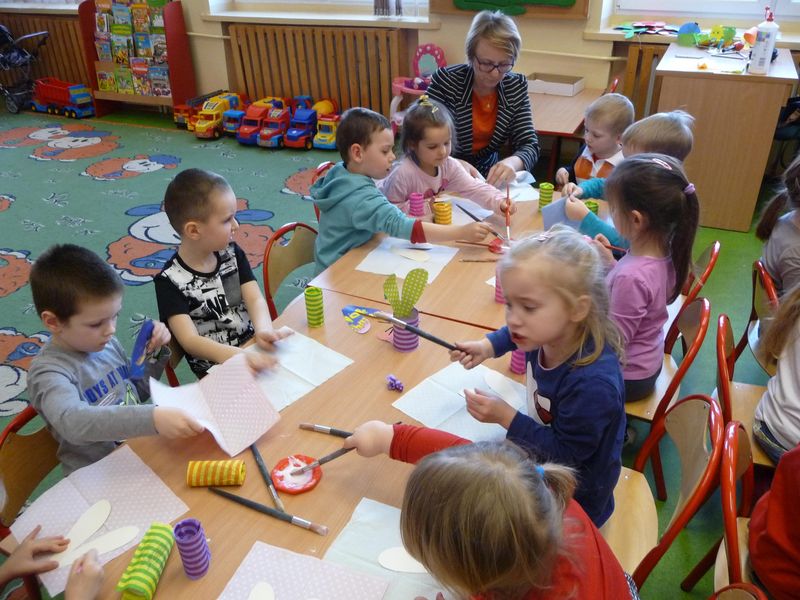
[681,536,722,591]
[23,575,42,600]
[652,445,667,501]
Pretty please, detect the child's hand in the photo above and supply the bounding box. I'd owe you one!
[65,549,104,600]
[449,338,494,369]
[343,420,394,457]
[1,525,67,580]
[486,159,515,187]
[499,197,517,216]
[592,233,616,267]
[465,388,517,428]
[456,222,492,243]
[562,182,583,199]
[153,407,204,439]
[245,352,278,373]
[555,167,570,187]
[254,327,293,352]
[565,196,590,221]
[457,158,480,179]
[146,320,171,355]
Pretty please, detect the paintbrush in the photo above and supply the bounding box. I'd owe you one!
[371,310,457,351]
[291,447,354,475]
[454,204,503,240]
[599,242,628,254]
[250,444,285,512]
[505,184,512,242]
[299,423,353,438]
[209,487,328,536]
[455,240,492,248]
[459,258,500,263]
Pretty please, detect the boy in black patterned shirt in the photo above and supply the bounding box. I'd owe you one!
[154,168,288,377]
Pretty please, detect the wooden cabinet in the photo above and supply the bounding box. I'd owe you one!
[77,0,196,117]
[656,43,797,231]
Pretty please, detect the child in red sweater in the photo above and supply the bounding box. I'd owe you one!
[344,421,638,600]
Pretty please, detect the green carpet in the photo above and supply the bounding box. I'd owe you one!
[0,110,775,599]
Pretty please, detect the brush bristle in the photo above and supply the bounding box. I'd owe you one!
[298,423,314,431]
[309,523,328,536]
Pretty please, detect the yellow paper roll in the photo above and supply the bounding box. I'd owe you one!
[186,459,246,487]
[432,201,452,225]
[117,522,174,600]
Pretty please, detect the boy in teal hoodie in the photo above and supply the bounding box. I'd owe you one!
[562,110,694,250]
[311,107,491,271]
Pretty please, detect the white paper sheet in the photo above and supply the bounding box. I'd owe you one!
[151,353,280,456]
[435,194,494,226]
[325,498,454,600]
[249,328,354,411]
[392,362,526,442]
[10,445,188,597]
[219,541,389,600]
[355,237,458,282]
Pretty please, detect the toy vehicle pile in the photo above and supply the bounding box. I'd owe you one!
[173,92,340,149]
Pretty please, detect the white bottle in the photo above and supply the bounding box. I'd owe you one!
[750,7,779,75]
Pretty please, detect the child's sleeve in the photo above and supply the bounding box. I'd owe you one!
[607,270,652,347]
[486,326,516,357]
[361,192,417,241]
[506,377,619,468]
[232,243,256,284]
[444,159,504,212]
[580,177,606,199]
[390,424,470,464]
[154,273,192,323]
[578,212,629,250]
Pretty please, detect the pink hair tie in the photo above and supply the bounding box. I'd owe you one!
[684,183,696,195]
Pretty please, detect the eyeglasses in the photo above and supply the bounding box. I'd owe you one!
[474,57,514,74]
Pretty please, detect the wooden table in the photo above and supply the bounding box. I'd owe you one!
[7,291,521,598]
[656,43,798,231]
[530,88,603,182]
[310,200,547,332]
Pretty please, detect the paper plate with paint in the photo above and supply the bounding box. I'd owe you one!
[271,455,321,494]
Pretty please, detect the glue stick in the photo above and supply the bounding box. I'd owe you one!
[750,6,779,75]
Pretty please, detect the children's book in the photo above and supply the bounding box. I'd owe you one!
[148,65,171,97]
[147,0,167,30]
[150,32,167,64]
[96,66,117,92]
[131,4,150,33]
[133,32,152,58]
[129,56,150,74]
[115,67,135,94]
[111,33,132,65]
[111,4,132,29]
[96,0,112,12]
[95,12,111,33]
[130,57,152,95]
[94,38,112,62]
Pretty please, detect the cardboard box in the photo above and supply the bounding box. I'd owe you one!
[527,73,585,96]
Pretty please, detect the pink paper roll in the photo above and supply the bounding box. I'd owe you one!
[510,349,526,374]
[494,264,505,304]
[408,192,425,217]
[174,518,210,580]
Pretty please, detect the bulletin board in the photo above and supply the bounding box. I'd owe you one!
[429,0,589,19]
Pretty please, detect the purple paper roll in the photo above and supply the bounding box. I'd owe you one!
[173,518,211,580]
[392,309,420,352]
[510,349,526,374]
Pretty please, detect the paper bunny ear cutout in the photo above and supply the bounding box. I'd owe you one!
[383,268,428,318]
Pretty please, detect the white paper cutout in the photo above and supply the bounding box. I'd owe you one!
[325,498,453,600]
[219,541,388,600]
[356,237,458,282]
[10,445,188,596]
[390,247,431,262]
[51,499,110,564]
[484,370,522,408]
[151,353,281,456]
[392,363,527,442]
[56,525,139,567]
[378,546,428,573]
[248,582,276,600]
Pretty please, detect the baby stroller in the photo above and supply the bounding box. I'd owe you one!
[0,24,48,114]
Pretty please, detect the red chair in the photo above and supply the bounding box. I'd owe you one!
[716,314,774,468]
[665,240,721,334]
[262,222,318,320]
[734,260,779,377]
[626,297,712,500]
[0,406,59,599]
[682,421,756,592]
[709,583,768,600]
[600,394,724,591]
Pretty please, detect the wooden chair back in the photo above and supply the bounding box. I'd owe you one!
[262,222,318,320]
[711,583,768,599]
[665,240,721,335]
[735,260,779,376]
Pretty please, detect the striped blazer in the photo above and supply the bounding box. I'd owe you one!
[426,63,539,177]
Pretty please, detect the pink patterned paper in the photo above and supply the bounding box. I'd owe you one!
[151,353,280,456]
[219,541,388,600]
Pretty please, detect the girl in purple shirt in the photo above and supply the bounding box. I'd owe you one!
[598,154,699,402]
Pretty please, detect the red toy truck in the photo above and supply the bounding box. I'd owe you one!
[29,77,94,118]
[257,106,292,148]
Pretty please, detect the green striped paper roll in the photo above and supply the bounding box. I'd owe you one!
[117,522,174,600]
[538,182,554,209]
[305,286,324,327]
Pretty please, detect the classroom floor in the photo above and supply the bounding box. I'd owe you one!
[0,111,769,600]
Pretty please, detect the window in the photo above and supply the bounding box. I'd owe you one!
[615,0,800,18]
[231,0,427,18]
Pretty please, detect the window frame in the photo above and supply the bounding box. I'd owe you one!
[614,0,800,18]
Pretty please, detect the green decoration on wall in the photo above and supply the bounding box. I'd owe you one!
[453,0,576,15]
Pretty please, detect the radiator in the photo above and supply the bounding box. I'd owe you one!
[228,24,404,116]
[0,12,88,88]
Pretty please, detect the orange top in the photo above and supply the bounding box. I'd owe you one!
[471,90,497,154]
